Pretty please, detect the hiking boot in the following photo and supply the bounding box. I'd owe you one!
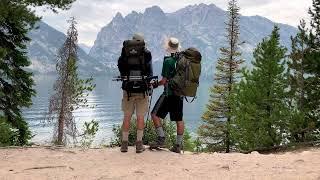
[170,144,182,154]
[149,136,166,149]
[120,141,128,153]
[136,141,145,153]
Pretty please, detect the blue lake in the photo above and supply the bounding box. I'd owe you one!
[23,75,211,145]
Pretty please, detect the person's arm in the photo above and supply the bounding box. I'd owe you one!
[117,47,126,76]
[158,77,167,86]
[144,49,153,76]
[158,57,171,87]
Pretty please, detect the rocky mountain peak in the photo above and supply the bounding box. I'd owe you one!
[177,3,223,13]
[85,4,298,78]
[112,12,124,24]
[26,3,298,78]
[144,5,165,17]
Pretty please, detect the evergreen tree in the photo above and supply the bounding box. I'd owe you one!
[0,0,75,145]
[305,0,320,134]
[287,20,317,142]
[46,18,95,145]
[309,0,320,44]
[231,26,289,151]
[199,0,244,152]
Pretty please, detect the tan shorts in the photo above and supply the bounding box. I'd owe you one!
[122,91,148,116]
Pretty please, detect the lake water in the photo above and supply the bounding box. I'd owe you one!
[23,75,211,145]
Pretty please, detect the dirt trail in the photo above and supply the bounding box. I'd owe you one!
[0,147,320,180]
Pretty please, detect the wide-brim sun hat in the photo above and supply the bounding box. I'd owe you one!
[164,37,181,54]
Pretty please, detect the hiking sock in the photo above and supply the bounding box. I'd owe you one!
[122,131,129,142]
[176,134,183,146]
[156,126,165,137]
[137,130,144,142]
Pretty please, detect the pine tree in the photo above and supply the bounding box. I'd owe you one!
[199,0,244,153]
[309,0,320,44]
[46,18,95,145]
[287,20,317,142]
[231,26,289,151]
[0,0,75,145]
[305,0,320,133]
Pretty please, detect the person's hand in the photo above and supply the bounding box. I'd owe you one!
[151,80,159,89]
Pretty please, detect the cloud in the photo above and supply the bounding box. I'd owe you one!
[35,0,312,46]
[242,0,311,25]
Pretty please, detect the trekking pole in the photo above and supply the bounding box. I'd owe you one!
[146,76,158,121]
[112,76,158,82]
[146,86,154,121]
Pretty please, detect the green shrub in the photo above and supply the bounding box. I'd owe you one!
[0,116,19,146]
[110,119,196,152]
[80,120,99,148]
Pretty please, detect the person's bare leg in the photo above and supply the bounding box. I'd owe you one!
[170,120,184,153]
[136,115,145,138]
[176,120,184,136]
[149,113,166,148]
[122,114,132,133]
[121,113,132,152]
[136,114,145,153]
[152,113,165,138]
[176,120,184,146]
[137,115,144,142]
[151,113,162,128]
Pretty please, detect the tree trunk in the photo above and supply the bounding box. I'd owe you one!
[57,107,65,145]
[226,10,235,153]
[226,118,231,153]
[57,92,66,145]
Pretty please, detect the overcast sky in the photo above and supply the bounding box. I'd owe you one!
[35,0,312,47]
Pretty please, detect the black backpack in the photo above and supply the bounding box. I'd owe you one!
[118,39,149,95]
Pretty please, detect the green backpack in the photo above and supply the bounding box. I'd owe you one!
[170,48,202,101]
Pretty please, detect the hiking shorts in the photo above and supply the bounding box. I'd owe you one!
[122,91,148,117]
[151,94,183,121]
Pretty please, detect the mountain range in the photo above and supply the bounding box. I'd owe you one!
[27,3,298,78]
[27,22,109,75]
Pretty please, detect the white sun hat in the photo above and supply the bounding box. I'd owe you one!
[164,37,181,54]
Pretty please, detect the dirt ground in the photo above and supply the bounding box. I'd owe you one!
[0,147,320,180]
